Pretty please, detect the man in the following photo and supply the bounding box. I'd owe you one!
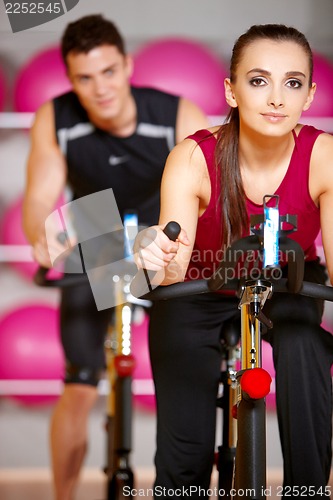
[22,14,209,500]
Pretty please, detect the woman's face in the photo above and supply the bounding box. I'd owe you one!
[224,39,316,137]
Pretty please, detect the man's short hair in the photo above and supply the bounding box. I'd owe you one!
[61,14,126,65]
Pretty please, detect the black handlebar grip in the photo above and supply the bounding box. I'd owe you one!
[33,266,50,286]
[57,231,68,245]
[163,221,181,242]
[33,232,69,287]
[130,221,181,298]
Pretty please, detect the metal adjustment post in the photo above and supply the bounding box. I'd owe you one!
[238,279,273,370]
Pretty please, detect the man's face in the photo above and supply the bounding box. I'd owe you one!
[66,44,133,124]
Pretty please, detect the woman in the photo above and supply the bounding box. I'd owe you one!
[135,24,333,497]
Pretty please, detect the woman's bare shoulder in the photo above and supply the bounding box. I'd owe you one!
[169,125,220,166]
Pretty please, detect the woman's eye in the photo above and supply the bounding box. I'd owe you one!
[286,79,302,89]
[249,77,266,87]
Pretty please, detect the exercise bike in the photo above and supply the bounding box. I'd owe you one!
[131,197,333,499]
[34,211,152,500]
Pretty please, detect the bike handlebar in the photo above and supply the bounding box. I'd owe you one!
[33,221,182,289]
[34,220,333,304]
[134,276,333,302]
[33,229,90,288]
[35,261,333,302]
[33,267,89,288]
[130,221,333,304]
[207,234,305,294]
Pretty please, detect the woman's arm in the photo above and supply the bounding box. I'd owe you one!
[134,136,209,285]
[311,132,333,284]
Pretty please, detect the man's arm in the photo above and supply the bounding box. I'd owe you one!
[175,98,210,143]
[22,101,68,267]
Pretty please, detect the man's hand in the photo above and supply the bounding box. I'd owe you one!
[32,228,76,269]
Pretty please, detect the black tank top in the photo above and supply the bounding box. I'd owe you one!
[53,87,179,226]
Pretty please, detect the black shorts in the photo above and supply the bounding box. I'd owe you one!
[60,277,113,378]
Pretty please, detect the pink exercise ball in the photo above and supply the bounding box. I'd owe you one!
[131,37,228,116]
[262,341,276,412]
[321,317,333,376]
[1,195,64,281]
[0,65,7,111]
[303,52,333,118]
[1,196,38,279]
[14,46,71,113]
[322,315,333,334]
[0,303,65,406]
[131,311,155,412]
[315,231,322,247]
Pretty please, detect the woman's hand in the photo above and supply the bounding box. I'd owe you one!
[134,224,190,272]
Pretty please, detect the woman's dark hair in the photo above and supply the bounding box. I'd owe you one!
[215,24,313,247]
[61,14,126,66]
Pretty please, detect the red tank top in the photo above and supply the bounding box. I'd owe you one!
[185,125,323,281]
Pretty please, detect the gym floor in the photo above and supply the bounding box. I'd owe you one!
[1,469,332,500]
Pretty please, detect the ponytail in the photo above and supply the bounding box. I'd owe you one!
[215,109,248,247]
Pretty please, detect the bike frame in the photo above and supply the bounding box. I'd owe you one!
[34,213,333,499]
[34,222,179,500]
[233,278,273,499]
[105,275,135,499]
[216,323,238,494]
[34,266,137,500]
[215,277,273,499]
[132,211,333,500]
[209,214,300,500]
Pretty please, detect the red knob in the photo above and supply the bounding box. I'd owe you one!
[240,367,272,399]
[114,354,136,377]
